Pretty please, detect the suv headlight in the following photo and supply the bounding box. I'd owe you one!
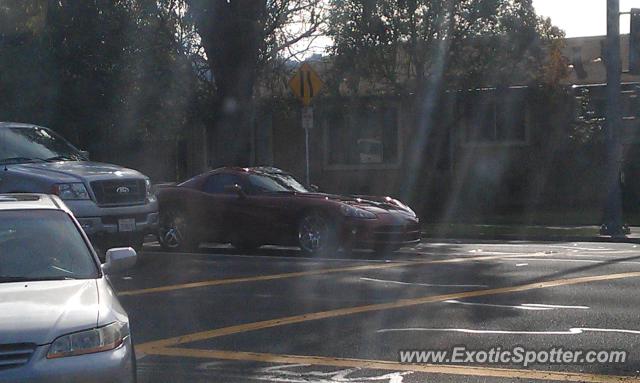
[340,204,377,219]
[52,183,90,200]
[145,179,156,202]
[47,321,129,359]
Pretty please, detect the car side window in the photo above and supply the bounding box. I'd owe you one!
[202,174,244,194]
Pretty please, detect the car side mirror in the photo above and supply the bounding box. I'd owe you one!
[102,247,137,273]
[79,150,90,160]
[223,183,246,198]
[309,184,320,192]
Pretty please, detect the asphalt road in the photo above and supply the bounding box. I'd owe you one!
[110,241,640,382]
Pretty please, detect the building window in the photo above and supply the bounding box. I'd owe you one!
[325,104,399,167]
[463,94,528,144]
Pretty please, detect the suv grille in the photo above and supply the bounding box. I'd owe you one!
[0,343,36,370]
[91,179,146,206]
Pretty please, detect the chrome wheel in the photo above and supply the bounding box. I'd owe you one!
[298,213,331,253]
[160,213,186,250]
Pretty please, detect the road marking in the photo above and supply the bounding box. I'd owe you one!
[521,303,590,309]
[144,248,398,263]
[360,277,488,288]
[119,252,550,296]
[376,327,640,336]
[442,299,589,311]
[248,362,412,382]
[143,347,639,382]
[136,271,640,351]
[118,263,411,296]
[510,257,640,265]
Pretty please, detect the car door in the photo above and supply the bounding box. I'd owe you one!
[240,173,299,245]
[200,173,247,242]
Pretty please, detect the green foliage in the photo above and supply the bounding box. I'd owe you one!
[0,0,200,158]
[571,87,605,144]
[327,0,567,94]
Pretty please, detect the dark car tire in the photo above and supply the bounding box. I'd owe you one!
[158,208,200,252]
[297,211,339,256]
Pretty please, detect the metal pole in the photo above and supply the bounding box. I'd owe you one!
[302,106,313,186]
[305,126,310,186]
[602,0,625,236]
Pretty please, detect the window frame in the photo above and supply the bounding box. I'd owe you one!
[322,102,403,171]
[460,96,531,148]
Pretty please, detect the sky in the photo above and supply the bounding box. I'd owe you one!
[534,0,640,37]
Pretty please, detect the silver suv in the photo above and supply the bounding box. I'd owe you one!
[0,122,159,252]
[0,194,137,383]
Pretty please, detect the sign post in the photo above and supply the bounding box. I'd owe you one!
[601,0,625,237]
[289,63,323,186]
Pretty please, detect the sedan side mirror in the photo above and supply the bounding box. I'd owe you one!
[102,247,137,273]
[224,183,247,199]
[79,150,90,160]
[309,184,320,192]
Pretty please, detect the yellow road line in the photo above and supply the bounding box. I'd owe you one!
[144,347,639,382]
[137,271,640,351]
[119,252,549,296]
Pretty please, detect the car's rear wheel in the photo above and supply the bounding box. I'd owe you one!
[159,209,199,252]
[297,212,338,256]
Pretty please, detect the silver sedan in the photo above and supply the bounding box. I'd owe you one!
[0,194,137,383]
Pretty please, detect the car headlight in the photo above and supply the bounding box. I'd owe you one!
[52,183,90,200]
[340,204,377,219]
[47,321,129,359]
[145,179,156,201]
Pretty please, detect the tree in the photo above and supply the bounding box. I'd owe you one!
[185,0,326,166]
[326,0,567,202]
[0,0,199,166]
[326,0,566,94]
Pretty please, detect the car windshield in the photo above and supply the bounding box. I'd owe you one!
[247,174,292,193]
[247,172,311,193]
[270,173,310,193]
[0,210,99,282]
[0,127,84,164]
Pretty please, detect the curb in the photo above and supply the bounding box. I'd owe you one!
[420,232,640,244]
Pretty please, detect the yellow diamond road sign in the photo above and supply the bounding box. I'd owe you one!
[289,63,324,106]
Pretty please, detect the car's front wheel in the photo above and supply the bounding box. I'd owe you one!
[159,209,199,252]
[297,212,338,256]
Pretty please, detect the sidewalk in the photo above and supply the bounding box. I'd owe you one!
[421,223,640,243]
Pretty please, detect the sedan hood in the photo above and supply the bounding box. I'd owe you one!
[0,280,98,345]
[11,161,146,182]
[294,192,415,216]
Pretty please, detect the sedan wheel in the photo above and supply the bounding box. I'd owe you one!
[298,213,337,255]
[159,210,198,252]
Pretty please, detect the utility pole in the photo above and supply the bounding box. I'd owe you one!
[601,0,625,236]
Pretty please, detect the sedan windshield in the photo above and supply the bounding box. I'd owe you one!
[271,173,310,193]
[0,127,84,164]
[0,210,99,282]
[248,173,310,193]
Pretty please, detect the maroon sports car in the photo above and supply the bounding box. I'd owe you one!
[157,167,420,255]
